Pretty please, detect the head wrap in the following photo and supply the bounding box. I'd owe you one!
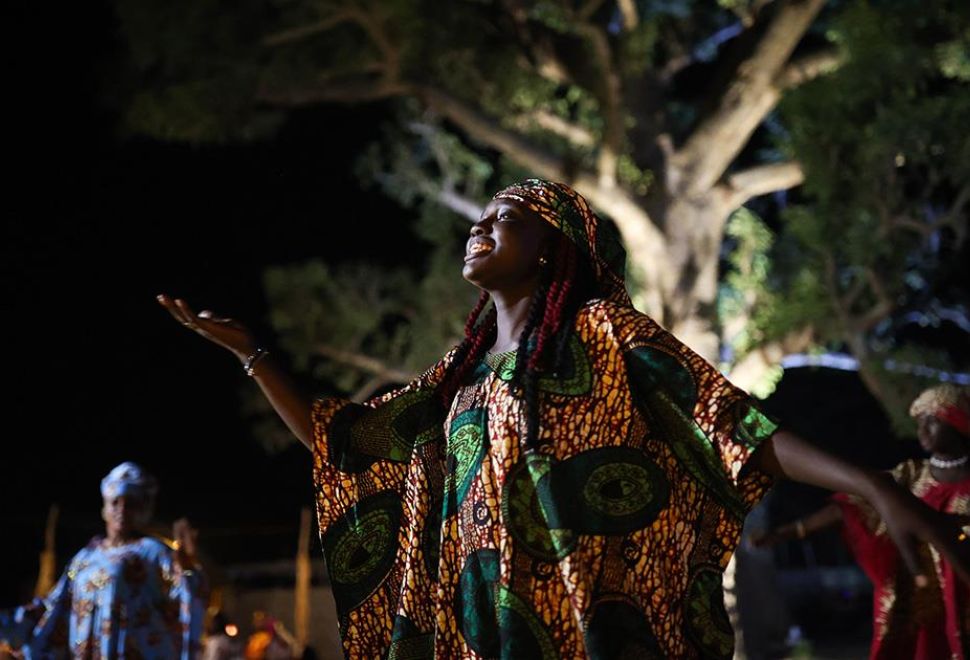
[492,179,632,306]
[909,384,970,437]
[100,461,158,507]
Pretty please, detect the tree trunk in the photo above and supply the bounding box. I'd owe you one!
[626,192,731,363]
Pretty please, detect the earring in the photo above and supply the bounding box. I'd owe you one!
[539,255,548,266]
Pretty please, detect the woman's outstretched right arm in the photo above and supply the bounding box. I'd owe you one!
[156,295,313,450]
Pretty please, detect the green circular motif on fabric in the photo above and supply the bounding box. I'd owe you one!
[554,446,670,536]
[486,335,592,397]
[445,408,487,516]
[496,584,558,660]
[625,343,697,415]
[455,549,501,655]
[321,491,401,615]
[638,386,747,521]
[502,453,576,561]
[582,462,654,517]
[330,508,395,584]
[450,426,483,487]
[329,390,441,472]
[684,566,735,660]
[454,549,557,660]
[583,596,664,659]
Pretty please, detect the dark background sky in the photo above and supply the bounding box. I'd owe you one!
[2,0,424,600]
[1,0,920,604]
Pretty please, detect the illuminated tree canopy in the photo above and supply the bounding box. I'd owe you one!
[117,0,969,433]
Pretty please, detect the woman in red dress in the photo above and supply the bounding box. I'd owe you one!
[757,384,970,659]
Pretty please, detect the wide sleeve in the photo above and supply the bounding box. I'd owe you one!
[0,567,73,658]
[594,301,778,509]
[160,547,208,660]
[311,348,457,535]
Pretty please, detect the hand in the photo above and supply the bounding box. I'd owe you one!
[868,474,970,587]
[157,294,257,361]
[172,517,199,570]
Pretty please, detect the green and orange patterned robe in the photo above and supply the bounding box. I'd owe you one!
[312,298,777,658]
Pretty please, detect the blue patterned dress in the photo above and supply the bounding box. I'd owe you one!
[0,536,205,659]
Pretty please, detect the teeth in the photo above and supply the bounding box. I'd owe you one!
[469,243,492,255]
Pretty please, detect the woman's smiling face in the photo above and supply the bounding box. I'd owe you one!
[462,197,554,294]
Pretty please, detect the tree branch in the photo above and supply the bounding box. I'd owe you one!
[262,11,358,47]
[616,0,639,29]
[729,0,777,27]
[351,375,397,403]
[721,160,805,207]
[841,271,867,310]
[777,49,842,89]
[938,182,970,244]
[401,120,488,222]
[417,86,670,299]
[312,61,386,85]
[313,343,414,384]
[854,267,894,331]
[262,4,403,105]
[825,256,895,334]
[435,188,484,222]
[513,110,596,147]
[262,75,669,300]
[578,0,608,21]
[419,86,565,176]
[352,8,399,74]
[502,0,573,85]
[890,184,970,242]
[672,0,826,196]
[257,78,413,106]
[575,22,625,187]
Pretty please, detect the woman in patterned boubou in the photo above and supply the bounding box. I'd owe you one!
[159,179,969,659]
[756,384,970,659]
[0,462,206,659]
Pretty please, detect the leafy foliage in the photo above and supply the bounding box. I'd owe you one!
[115,0,969,445]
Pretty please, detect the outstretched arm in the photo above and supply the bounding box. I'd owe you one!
[756,429,970,586]
[0,569,73,655]
[157,295,313,450]
[752,503,842,547]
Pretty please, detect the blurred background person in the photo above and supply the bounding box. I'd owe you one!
[244,611,293,660]
[204,611,243,660]
[0,462,207,659]
[756,384,970,659]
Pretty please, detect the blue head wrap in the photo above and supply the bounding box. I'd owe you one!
[100,462,158,507]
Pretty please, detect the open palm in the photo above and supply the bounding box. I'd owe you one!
[156,294,255,359]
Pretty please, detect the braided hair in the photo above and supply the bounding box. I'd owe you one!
[436,232,598,450]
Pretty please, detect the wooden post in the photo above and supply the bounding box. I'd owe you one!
[294,507,312,657]
[34,504,59,597]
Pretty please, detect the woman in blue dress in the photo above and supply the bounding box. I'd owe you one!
[0,462,206,659]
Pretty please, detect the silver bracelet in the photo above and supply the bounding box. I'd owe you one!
[244,347,270,377]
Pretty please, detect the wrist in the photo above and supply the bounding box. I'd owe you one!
[232,342,258,363]
[243,347,270,376]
